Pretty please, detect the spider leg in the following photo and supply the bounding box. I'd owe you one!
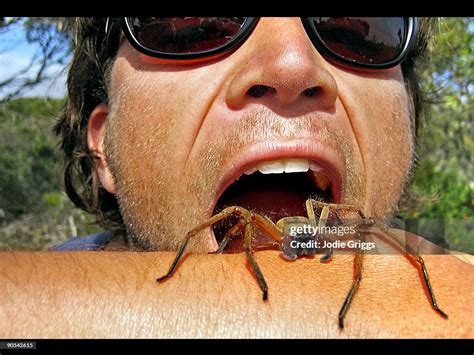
[242,213,287,301]
[305,201,333,262]
[373,221,448,319]
[250,213,283,243]
[320,247,334,263]
[319,206,334,262]
[306,199,366,219]
[252,242,281,251]
[305,199,318,227]
[244,222,269,301]
[317,205,330,228]
[216,212,282,254]
[338,232,364,329]
[215,220,247,254]
[157,206,251,282]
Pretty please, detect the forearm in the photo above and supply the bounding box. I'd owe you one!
[0,250,472,338]
[5,251,291,338]
[1,251,178,338]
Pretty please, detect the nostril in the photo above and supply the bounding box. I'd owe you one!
[302,86,323,98]
[247,85,276,98]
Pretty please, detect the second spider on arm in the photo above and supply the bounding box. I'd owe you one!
[157,199,448,329]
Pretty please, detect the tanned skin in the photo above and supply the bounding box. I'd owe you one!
[1,232,473,338]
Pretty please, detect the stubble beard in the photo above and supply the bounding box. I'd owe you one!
[103,103,414,252]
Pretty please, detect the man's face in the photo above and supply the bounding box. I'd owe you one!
[98,18,414,251]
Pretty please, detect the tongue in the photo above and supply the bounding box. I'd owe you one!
[212,172,321,253]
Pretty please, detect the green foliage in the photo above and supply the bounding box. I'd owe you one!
[0,191,98,251]
[398,17,474,253]
[0,98,63,218]
[417,18,472,178]
[410,160,472,220]
[0,98,99,250]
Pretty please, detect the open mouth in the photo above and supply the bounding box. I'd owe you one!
[212,158,337,253]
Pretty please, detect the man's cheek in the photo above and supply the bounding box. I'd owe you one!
[343,74,413,217]
[368,101,414,217]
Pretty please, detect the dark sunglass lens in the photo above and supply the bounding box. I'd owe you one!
[127,17,247,54]
[311,17,407,65]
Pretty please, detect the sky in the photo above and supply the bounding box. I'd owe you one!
[0,19,68,100]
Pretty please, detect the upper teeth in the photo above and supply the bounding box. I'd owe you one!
[244,158,323,175]
[240,158,332,191]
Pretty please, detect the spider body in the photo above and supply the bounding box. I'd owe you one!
[157,199,448,329]
[278,216,330,261]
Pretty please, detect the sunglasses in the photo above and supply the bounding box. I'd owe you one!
[110,17,417,70]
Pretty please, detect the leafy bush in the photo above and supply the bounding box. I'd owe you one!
[0,98,99,250]
[397,18,473,253]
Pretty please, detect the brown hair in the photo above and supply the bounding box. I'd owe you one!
[54,17,436,231]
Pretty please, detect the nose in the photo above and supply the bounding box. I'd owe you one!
[225,18,338,111]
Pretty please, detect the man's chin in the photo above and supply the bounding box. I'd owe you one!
[187,230,220,253]
[124,222,218,253]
